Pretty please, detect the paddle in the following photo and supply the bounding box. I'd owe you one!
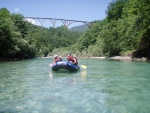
[80,65,87,69]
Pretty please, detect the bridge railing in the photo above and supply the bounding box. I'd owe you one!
[24,17,91,28]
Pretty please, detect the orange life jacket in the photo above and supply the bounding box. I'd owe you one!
[67,55,73,61]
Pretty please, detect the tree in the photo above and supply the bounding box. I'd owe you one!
[106,0,127,21]
[0,8,15,58]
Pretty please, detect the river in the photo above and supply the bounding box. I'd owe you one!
[0,58,150,113]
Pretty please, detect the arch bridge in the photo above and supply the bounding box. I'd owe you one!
[24,17,91,28]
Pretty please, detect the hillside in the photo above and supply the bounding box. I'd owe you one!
[0,8,83,59]
[69,24,88,33]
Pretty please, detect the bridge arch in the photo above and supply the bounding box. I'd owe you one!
[24,17,91,28]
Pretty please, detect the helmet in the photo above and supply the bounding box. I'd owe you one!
[54,55,58,58]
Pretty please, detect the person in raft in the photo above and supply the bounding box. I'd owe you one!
[67,53,73,63]
[59,56,62,61]
[72,55,78,66]
[53,55,59,64]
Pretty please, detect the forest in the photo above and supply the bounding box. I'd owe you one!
[76,0,150,59]
[0,0,150,60]
[0,8,83,60]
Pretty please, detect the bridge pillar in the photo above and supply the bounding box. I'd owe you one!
[24,17,91,28]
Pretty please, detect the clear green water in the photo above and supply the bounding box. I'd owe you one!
[0,58,150,113]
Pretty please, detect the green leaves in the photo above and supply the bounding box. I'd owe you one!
[106,0,127,21]
[75,0,150,59]
[1,1,150,59]
[0,8,36,59]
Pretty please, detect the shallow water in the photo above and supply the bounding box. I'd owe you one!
[0,58,150,113]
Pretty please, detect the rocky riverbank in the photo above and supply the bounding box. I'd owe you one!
[90,56,148,61]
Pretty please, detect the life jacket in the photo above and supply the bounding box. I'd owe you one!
[67,55,73,61]
[59,58,62,61]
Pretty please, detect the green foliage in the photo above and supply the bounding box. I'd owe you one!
[0,8,83,60]
[72,0,150,59]
[11,14,28,38]
[78,21,100,52]
[29,25,83,57]
[0,8,15,58]
[122,0,150,58]
[69,24,88,33]
[1,0,150,60]
[106,0,127,21]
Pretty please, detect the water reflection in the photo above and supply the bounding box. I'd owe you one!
[49,72,53,81]
[81,70,87,78]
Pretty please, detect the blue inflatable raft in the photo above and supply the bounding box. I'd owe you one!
[52,61,80,72]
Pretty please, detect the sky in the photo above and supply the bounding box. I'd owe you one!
[0,0,113,28]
